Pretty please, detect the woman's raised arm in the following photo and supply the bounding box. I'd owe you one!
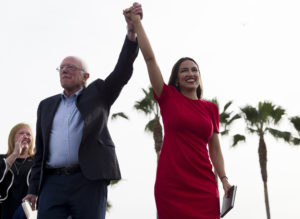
[124,3,164,97]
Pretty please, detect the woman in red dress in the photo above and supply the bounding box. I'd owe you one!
[124,3,232,219]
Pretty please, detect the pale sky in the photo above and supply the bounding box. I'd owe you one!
[0,0,299,218]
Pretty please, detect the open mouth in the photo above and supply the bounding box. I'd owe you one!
[185,77,197,83]
[186,79,196,83]
[22,139,30,145]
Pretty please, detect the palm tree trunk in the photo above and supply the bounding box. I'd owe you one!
[263,181,271,219]
[258,134,271,219]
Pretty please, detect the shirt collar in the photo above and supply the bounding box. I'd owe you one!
[61,87,83,100]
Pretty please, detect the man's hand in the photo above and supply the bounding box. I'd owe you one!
[123,2,143,41]
[23,194,38,211]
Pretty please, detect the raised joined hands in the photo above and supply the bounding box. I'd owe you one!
[123,2,143,31]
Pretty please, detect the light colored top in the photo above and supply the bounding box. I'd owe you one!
[47,88,84,168]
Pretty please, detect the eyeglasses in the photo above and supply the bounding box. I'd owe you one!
[56,65,84,72]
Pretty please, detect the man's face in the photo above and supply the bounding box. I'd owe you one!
[58,56,89,96]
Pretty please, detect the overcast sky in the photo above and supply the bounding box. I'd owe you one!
[1,0,299,218]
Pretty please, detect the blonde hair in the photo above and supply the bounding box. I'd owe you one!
[6,123,34,157]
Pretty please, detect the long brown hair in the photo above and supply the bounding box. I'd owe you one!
[168,57,203,99]
[6,123,34,157]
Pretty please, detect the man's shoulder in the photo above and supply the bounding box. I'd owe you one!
[83,79,104,93]
[39,94,61,105]
[87,78,104,88]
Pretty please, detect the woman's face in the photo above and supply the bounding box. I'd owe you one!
[14,126,32,153]
[177,60,200,93]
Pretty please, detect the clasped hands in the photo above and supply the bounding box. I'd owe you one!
[123,2,143,31]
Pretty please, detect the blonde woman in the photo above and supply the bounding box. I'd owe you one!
[0,123,34,219]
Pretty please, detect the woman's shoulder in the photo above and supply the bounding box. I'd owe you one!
[163,84,183,98]
[26,156,34,162]
[200,99,219,113]
[154,84,175,102]
[201,99,216,106]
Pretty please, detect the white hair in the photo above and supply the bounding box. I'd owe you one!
[63,56,88,74]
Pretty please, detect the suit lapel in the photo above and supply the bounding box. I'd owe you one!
[44,95,62,149]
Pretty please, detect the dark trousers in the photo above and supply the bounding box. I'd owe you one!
[12,205,26,219]
[37,172,108,219]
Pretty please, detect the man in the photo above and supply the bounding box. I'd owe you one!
[23,4,143,219]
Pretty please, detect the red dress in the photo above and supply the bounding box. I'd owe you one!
[154,84,220,219]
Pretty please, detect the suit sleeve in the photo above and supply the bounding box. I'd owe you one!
[102,36,139,106]
[28,103,43,195]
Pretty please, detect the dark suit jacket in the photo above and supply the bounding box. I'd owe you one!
[28,37,139,195]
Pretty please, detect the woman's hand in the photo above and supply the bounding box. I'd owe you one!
[221,177,232,196]
[13,134,29,157]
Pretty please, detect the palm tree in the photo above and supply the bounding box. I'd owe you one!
[210,98,241,136]
[134,87,163,163]
[290,116,300,145]
[233,101,293,219]
[111,112,129,120]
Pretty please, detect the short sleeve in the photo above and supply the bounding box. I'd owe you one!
[210,103,219,133]
[153,83,169,104]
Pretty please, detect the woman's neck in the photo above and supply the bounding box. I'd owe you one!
[180,89,198,100]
